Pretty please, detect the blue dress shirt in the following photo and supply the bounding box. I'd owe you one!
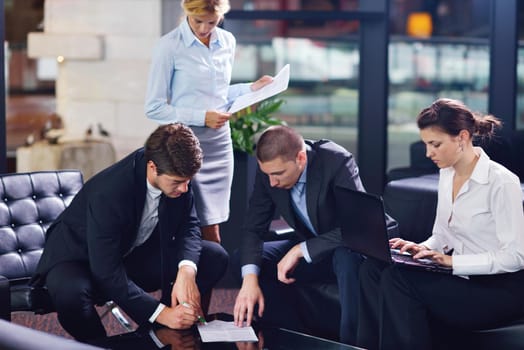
[291,166,317,263]
[241,161,317,277]
[290,166,316,236]
[144,18,251,126]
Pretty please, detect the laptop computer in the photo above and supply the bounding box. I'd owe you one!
[335,187,452,274]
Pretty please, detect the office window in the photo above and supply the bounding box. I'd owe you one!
[227,1,494,172]
[230,0,358,12]
[225,17,361,155]
[516,1,524,130]
[387,0,492,172]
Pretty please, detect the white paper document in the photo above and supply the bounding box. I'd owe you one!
[228,64,290,114]
[197,320,258,343]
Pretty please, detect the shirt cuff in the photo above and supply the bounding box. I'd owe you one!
[300,242,312,263]
[149,303,165,323]
[179,260,198,273]
[192,109,206,126]
[148,328,165,348]
[241,264,260,278]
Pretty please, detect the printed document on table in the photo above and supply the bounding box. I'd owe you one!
[228,64,290,114]
[197,320,258,343]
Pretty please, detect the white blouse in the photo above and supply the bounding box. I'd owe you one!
[421,147,524,276]
[144,18,250,126]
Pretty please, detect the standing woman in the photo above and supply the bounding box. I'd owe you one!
[145,0,272,242]
[357,98,524,350]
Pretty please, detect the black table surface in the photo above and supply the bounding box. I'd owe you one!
[88,313,363,350]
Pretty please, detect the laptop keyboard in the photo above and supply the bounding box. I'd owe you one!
[390,251,434,265]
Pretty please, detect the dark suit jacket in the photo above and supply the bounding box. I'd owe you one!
[240,139,367,267]
[33,148,202,326]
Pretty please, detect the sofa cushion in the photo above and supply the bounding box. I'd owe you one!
[0,171,83,320]
[382,174,439,242]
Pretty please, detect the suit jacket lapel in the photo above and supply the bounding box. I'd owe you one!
[126,150,148,254]
[134,151,148,230]
[157,195,172,304]
[273,188,297,228]
[274,184,316,239]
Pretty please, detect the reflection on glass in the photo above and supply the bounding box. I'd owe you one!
[388,38,490,170]
[517,47,524,130]
[230,0,359,12]
[228,28,493,169]
[228,34,360,156]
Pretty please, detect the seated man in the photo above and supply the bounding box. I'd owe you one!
[31,123,228,341]
[233,125,391,345]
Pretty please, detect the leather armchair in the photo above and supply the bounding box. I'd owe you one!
[0,170,83,320]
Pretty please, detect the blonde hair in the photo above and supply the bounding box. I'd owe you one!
[181,0,230,17]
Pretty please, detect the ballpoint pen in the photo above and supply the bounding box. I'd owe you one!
[181,302,207,325]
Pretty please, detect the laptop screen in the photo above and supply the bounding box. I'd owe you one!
[334,187,392,263]
[335,187,453,274]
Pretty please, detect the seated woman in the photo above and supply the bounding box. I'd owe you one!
[357,98,524,350]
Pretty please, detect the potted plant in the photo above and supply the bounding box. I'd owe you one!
[230,96,286,155]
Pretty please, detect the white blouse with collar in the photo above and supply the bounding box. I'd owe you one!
[421,147,524,276]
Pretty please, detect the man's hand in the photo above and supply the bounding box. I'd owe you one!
[277,244,303,284]
[155,303,197,330]
[205,111,231,129]
[172,266,202,316]
[233,274,264,327]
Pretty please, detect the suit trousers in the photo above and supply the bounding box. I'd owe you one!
[233,239,362,344]
[357,258,524,350]
[45,228,228,341]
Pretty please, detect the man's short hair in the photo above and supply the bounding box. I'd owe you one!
[256,125,304,162]
[144,123,203,177]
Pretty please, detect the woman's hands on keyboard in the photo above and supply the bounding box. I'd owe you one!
[389,238,452,267]
[389,238,428,255]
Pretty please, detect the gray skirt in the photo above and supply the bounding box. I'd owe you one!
[190,124,233,226]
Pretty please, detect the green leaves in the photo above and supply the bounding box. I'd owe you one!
[230,97,286,155]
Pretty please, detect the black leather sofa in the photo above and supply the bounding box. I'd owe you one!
[0,170,83,321]
[0,170,134,334]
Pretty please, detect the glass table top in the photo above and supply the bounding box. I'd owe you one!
[88,313,364,350]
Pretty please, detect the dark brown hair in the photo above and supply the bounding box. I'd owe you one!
[256,125,304,162]
[417,98,501,139]
[144,123,202,177]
